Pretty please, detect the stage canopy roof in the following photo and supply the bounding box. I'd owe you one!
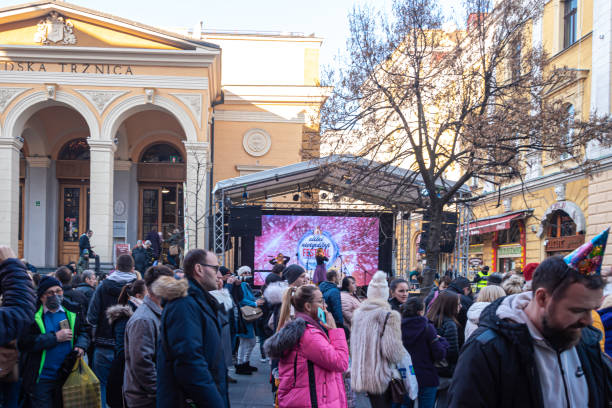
[212,155,470,211]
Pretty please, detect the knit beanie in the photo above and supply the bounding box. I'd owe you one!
[283,264,306,284]
[367,271,389,302]
[37,275,62,299]
[523,263,539,282]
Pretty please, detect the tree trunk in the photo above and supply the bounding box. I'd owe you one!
[422,203,443,297]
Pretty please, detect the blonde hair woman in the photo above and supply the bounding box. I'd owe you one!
[465,285,506,340]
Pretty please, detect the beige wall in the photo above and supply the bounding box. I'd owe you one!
[587,168,612,268]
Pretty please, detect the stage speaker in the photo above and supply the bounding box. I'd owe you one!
[229,206,262,236]
[419,212,457,254]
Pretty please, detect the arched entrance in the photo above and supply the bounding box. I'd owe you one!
[137,142,186,241]
[539,201,586,256]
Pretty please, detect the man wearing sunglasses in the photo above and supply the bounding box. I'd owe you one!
[157,248,229,408]
[449,255,611,408]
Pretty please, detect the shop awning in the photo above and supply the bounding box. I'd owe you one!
[465,210,532,235]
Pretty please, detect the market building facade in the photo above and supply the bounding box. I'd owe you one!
[0,1,325,268]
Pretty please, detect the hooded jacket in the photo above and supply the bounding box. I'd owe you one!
[0,258,36,346]
[87,272,136,347]
[106,303,135,408]
[449,294,612,408]
[445,278,473,331]
[156,277,229,408]
[319,281,343,326]
[350,299,406,394]
[401,316,448,387]
[124,295,164,408]
[264,281,289,332]
[464,301,491,340]
[264,314,348,408]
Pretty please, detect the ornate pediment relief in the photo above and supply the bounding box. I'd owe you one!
[34,12,76,45]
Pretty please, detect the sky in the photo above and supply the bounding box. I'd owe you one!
[73,0,464,68]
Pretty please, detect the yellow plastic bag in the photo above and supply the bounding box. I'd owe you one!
[62,357,101,408]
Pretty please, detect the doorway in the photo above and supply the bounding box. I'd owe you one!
[139,183,184,241]
[58,184,89,266]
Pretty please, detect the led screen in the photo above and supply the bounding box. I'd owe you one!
[254,214,380,286]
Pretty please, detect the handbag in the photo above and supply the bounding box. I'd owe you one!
[389,376,408,404]
[0,342,19,383]
[169,245,179,256]
[240,305,263,322]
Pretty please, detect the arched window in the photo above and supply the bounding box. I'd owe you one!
[140,143,183,163]
[548,210,577,238]
[58,138,90,160]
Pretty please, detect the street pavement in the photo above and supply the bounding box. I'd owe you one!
[228,340,372,408]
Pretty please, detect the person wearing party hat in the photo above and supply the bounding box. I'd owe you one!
[449,228,612,408]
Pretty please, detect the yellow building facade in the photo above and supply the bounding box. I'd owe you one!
[403,0,612,274]
[0,1,326,267]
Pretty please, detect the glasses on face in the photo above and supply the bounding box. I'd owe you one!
[312,298,325,305]
[44,288,63,296]
[199,263,220,272]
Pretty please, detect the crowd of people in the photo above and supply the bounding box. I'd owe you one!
[0,240,611,408]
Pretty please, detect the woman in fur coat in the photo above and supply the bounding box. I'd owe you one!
[264,285,348,408]
[350,271,406,408]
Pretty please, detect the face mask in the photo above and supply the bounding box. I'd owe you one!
[46,294,63,311]
[317,307,327,324]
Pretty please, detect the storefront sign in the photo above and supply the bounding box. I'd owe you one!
[0,61,134,75]
[469,257,483,267]
[498,244,522,258]
[546,235,585,252]
[469,244,484,254]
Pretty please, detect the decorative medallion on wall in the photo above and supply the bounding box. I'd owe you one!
[242,128,271,157]
[114,200,126,216]
[34,12,76,45]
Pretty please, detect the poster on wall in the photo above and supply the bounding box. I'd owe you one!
[254,214,380,286]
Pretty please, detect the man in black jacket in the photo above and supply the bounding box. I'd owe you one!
[449,256,611,408]
[445,277,473,332]
[18,276,89,408]
[55,266,88,314]
[157,249,229,408]
[78,230,100,273]
[87,254,136,407]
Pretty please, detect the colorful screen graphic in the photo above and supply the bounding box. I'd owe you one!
[254,215,380,286]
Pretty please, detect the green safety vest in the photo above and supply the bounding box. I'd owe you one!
[476,271,490,289]
[34,305,76,381]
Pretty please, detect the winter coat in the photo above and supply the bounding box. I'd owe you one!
[18,300,90,403]
[448,296,612,408]
[106,303,135,408]
[401,316,448,387]
[434,317,459,377]
[598,306,612,358]
[124,296,163,408]
[87,272,136,348]
[264,314,349,408]
[340,291,361,331]
[156,277,229,408]
[319,281,343,326]
[264,281,288,333]
[132,247,148,274]
[237,281,257,339]
[63,285,89,315]
[350,299,406,394]
[75,283,95,306]
[210,288,235,367]
[0,258,36,346]
[464,301,490,340]
[79,233,93,256]
[145,231,162,258]
[388,297,402,312]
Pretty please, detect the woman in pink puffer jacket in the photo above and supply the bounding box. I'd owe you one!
[264,285,349,408]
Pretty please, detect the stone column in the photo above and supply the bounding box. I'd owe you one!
[88,140,116,264]
[184,141,210,250]
[25,157,51,266]
[0,138,22,253]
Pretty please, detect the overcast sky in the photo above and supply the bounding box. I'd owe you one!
[75,0,464,68]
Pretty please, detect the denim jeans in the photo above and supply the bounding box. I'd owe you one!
[30,378,58,408]
[391,386,437,408]
[93,346,115,408]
